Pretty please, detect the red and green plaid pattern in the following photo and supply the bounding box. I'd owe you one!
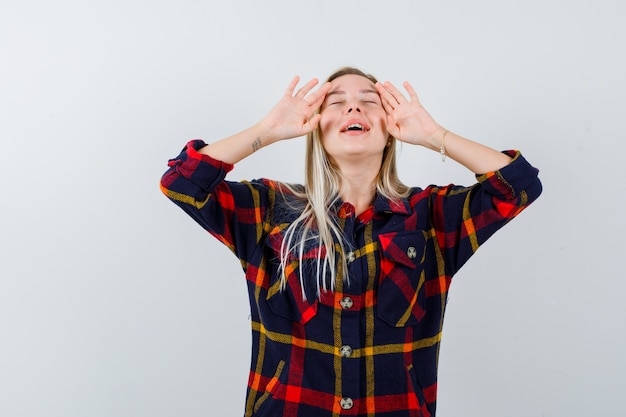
[161,140,541,416]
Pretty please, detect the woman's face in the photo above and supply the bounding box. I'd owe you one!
[319,74,389,164]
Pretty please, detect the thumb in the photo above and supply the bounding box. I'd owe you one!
[305,114,322,132]
[386,114,400,136]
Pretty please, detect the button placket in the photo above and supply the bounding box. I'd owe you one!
[337,218,363,413]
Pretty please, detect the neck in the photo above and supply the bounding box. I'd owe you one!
[336,158,380,216]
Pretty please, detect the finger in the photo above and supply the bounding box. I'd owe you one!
[378,84,406,113]
[376,83,397,112]
[294,77,319,99]
[375,82,393,101]
[383,81,408,104]
[402,81,420,102]
[284,76,300,96]
[307,82,331,108]
[380,95,395,114]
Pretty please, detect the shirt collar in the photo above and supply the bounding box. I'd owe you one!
[334,193,412,218]
[372,193,412,215]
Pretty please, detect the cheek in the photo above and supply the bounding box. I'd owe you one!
[318,113,336,136]
[374,110,387,126]
[369,116,387,137]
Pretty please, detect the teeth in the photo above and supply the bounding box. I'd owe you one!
[346,124,364,131]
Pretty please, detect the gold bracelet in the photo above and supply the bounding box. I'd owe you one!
[440,130,449,162]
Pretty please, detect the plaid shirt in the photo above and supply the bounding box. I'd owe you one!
[160,140,542,417]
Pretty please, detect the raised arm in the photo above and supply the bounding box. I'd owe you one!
[161,76,330,260]
[375,80,512,174]
[199,76,331,164]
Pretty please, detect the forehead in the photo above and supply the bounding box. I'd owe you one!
[328,74,376,92]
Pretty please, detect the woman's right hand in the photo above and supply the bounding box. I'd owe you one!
[259,76,331,143]
[197,76,330,165]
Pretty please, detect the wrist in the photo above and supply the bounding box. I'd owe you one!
[252,120,280,146]
[439,129,449,162]
[421,126,448,151]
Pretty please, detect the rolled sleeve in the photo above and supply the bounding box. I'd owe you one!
[164,140,234,195]
[476,150,542,205]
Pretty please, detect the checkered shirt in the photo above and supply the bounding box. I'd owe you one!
[160,140,542,417]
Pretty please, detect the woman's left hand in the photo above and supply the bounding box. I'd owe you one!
[375,81,444,147]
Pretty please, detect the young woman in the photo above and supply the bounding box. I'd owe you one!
[160,67,542,417]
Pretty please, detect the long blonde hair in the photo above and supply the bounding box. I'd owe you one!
[279,67,410,297]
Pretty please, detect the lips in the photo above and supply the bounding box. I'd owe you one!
[340,119,371,133]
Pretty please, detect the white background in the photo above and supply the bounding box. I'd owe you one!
[1,0,624,416]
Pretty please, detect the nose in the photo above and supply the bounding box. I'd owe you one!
[346,105,361,113]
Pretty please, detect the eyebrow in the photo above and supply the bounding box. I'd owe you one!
[325,89,379,98]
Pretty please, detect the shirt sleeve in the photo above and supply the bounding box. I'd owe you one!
[427,150,542,275]
[160,139,271,263]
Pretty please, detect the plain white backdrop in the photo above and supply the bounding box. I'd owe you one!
[1,0,624,416]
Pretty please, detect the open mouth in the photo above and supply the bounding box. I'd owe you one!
[340,121,370,132]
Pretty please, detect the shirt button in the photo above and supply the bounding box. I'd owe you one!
[407,246,417,259]
[340,397,353,410]
[340,345,353,358]
[346,251,356,263]
[340,296,354,310]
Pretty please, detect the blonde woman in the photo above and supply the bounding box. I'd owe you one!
[160,67,542,417]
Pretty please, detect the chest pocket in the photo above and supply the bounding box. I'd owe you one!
[377,230,428,327]
[264,227,319,325]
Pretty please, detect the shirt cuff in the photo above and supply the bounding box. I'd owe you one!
[476,150,541,200]
[167,139,234,191]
